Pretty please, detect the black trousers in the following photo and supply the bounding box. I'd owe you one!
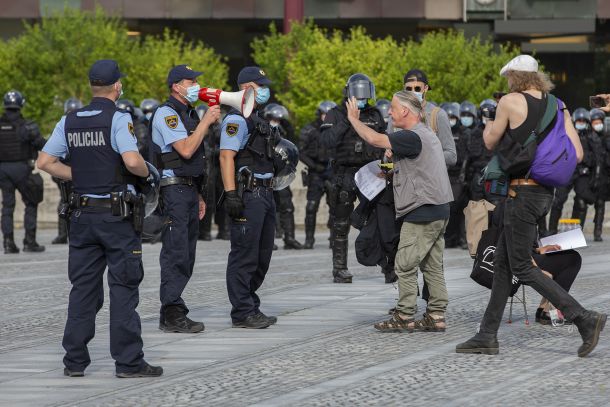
[0,161,38,236]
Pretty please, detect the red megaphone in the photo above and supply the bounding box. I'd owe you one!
[198,87,255,118]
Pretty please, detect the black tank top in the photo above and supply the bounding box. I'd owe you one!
[507,92,545,145]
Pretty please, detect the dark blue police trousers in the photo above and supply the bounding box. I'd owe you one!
[226,187,276,322]
[159,184,199,316]
[63,210,144,374]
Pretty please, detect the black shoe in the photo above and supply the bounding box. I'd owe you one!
[23,240,45,253]
[535,307,552,325]
[63,367,84,377]
[216,232,230,240]
[52,235,68,244]
[160,309,204,333]
[256,312,277,325]
[303,239,314,249]
[594,235,603,242]
[273,244,278,251]
[3,238,19,254]
[116,361,163,378]
[198,232,212,241]
[574,311,607,357]
[456,334,499,355]
[232,314,271,329]
[284,237,303,250]
[333,269,353,283]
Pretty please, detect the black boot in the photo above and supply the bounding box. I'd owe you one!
[304,209,316,249]
[160,306,204,333]
[282,213,303,250]
[574,311,607,357]
[455,333,499,355]
[593,202,604,242]
[382,265,397,284]
[216,214,230,240]
[52,217,68,244]
[3,234,19,254]
[23,230,45,253]
[198,212,213,241]
[548,206,562,235]
[332,235,352,283]
[571,198,587,230]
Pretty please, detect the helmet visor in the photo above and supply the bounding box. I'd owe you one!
[347,80,375,100]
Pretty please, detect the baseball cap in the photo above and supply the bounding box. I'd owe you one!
[237,66,272,86]
[404,69,431,90]
[500,55,538,76]
[167,64,203,87]
[89,59,125,86]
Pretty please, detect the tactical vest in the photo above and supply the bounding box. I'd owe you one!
[334,106,385,166]
[447,126,470,177]
[302,120,332,166]
[150,99,205,177]
[231,109,275,175]
[64,98,131,195]
[0,115,33,162]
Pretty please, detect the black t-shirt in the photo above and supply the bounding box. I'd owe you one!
[388,130,422,159]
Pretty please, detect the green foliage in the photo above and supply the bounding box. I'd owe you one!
[252,23,520,131]
[0,7,228,134]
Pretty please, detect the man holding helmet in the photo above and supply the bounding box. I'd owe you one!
[321,73,386,283]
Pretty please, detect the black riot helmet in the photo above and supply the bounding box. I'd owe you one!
[263,103,290,121]
[273,138,299,191]
[343,73,376,101]
[140,98,160,115]
[3,90,25,109]
[63,98,83,114]
[572,107,591,123]
[375,99,391,123]
[460,101,477,117]
[590,108,605,122]
[116,99,136,114]
[479,98,497,112]
[195,104,208,120]
[317,100,337,117]
[442,102,460,120]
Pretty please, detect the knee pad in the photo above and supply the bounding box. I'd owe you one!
[333,219,351,237]
[306,200,320,213]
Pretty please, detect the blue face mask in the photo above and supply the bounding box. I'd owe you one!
[256,87,270,104]
[145,112,152,121]
[180,84,200,104]
[357,99,367,109]
[461,116,474,127]
[575,122,587,131]
[413,92,424,102]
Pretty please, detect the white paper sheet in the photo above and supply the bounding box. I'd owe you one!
[539,228,587,252]
[354,160,386,201]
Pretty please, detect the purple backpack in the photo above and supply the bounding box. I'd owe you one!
[529,97,578,187]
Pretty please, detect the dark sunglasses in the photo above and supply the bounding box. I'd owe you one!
[405,85,424,92]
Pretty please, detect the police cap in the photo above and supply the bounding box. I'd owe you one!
[237,66,272,86]
[89,59,125,86]
[167,64,202,88]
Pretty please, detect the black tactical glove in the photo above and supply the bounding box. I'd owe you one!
[481,105,496,121]
[224,190,244,218]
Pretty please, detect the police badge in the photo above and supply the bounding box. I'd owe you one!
[226,123,239,137]
[165,115,178,129]
[128,122,135,138]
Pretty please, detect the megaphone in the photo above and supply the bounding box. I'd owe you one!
[198,87,255,118]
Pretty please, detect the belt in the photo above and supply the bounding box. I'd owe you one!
[508,178,539,198]
[160,176,195,187]
[251,178,274,188]
[79,196,112,208]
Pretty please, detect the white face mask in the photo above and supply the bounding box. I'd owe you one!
[593,123,604,133]
[575,123,587,131]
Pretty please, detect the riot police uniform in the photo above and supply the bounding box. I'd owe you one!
[40,59,161,377]
[220,66,283,328]
[321,74,386,283]
[590,108,607,241]
[0,90,47,254]
[299,101,336,249]
[263,103,303,249]
[443,102,470,248]
[465,102,493,201]
[117,99,148,156]
[151,65,211,334]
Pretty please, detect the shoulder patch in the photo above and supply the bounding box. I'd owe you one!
[128,122,135,137]
[225,123,239,137]
[165,115,178,129]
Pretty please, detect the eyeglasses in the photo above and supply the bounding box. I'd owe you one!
[405,85,423,92]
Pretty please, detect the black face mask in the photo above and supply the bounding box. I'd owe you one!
[4,109,22,121]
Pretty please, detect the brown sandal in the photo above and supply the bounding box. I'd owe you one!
[413,313,446,332]
[374,311,415,333]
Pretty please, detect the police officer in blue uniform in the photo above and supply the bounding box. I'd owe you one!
[151,64,220,333]
[220,66,278,329]
[37,59,162,378]
[0,90,47,254]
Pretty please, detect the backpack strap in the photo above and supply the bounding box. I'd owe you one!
[536,93,558,135]
[430,106,440,133]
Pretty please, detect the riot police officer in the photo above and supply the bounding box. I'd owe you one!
[299,101,336,249]
[0,90,47,254]
[443,102,470,249]
[321,73,386,283]
[139,98,160,160]
[590,108,607,241]
[263,103,303,249]
[465,100,493,201]
[150,64,221,333]
[571,108,604,238]
[117,99,148,156]
[37,59,162,377]
[220,66,284,328]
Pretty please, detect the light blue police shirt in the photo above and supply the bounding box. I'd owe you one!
[44,110,139,197]
[219,113,273,179]
[151,105,188,178]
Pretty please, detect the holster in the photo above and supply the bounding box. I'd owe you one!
[58,180,72,220]
[236,167,254,198]
[301,168,309,187]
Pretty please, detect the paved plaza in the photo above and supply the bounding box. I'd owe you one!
[1,228,609,407]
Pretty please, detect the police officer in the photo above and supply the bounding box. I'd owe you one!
[220,66,279,328]
[117,99,148,156]
[151,64,221,333]
[263,103,303,249]
[590,108,607,241]
[37,59,162,377]
[571,108,604,238]
[299,101,336,249]
[321,73,386,283]
[0,90,47,254]
[376,98,394,133]
[139,98,160,160]
[443,102,470,249]
[465,100,493,201]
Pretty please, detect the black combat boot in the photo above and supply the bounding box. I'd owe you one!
[160,306,204,333]
[455,333,499,355]
[23,230,45,253]
[52,218,68,244]
[303,211,316,249]
[593,202,604,242]
[571,198,587,231]
[282,213,303,250]
[198,214,212,241]
[332,236,352,283]
[3,234,19,254]
[574,310,607,357]
[216,214,231,240]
